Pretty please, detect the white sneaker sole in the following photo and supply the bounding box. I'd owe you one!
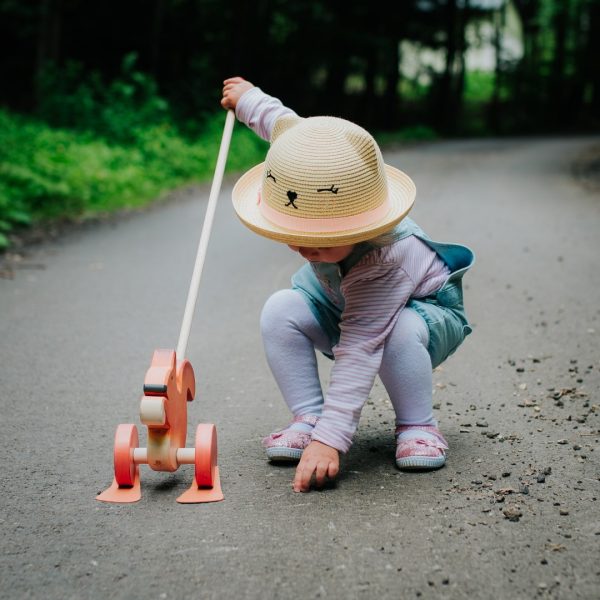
[266,447,303,462]
[396,455,446,470]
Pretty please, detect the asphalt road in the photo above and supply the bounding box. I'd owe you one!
[1,136,599,600]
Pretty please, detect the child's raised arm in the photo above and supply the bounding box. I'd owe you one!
[221,76,298,142]
[221,77,255,110]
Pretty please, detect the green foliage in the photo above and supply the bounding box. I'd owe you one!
[375,125,438,146]
[37,53,171,144]
[0,57,269,249]
[0,106,267,249]
[463,71,496,103]
[1,0,596,249]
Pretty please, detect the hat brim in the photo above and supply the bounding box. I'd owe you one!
[231,163,416,247]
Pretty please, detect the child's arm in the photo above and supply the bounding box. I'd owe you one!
[221,76,298,141]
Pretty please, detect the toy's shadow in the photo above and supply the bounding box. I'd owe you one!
[147,472,185,494]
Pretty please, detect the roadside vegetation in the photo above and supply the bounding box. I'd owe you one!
[2,0,597,250]
[0,57,444,250]
[0,58,268,249]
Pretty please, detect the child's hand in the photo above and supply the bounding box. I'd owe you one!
[221,77,254,110]
[293,441,339,492]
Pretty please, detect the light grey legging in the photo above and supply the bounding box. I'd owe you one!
[260,289,436,428]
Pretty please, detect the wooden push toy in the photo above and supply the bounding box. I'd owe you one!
[97,110,236,504]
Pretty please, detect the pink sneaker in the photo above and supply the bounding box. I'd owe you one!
[395,425,448,470]
[262,414,320,462]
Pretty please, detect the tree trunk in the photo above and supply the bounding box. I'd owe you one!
[550,0,569,126]
[363,42,378,129]
[489,1,507,132]
[149,0,165,77]
[453,0,470,132]
[35,0,62,107]
[382,37,400,130]
[435,0,458,132]
[587,0,600,118]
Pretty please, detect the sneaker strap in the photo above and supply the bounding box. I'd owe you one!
[395,426,448,450]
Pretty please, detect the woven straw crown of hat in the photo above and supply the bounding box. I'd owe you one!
[232,115,415,247]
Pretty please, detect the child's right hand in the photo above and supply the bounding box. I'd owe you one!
[221,77,254,110]
[293,441,340,492]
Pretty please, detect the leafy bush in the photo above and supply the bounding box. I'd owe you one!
[0,54,271,249]
[375,125,438,147]
[0,107,267,249]
[37,53,171,144]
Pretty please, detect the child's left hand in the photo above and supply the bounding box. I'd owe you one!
[221,77,254,110]
[293,441,339,492]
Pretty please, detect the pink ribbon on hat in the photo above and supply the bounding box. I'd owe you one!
[258,189,391,233]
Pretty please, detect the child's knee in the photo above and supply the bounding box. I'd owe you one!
[260,289,304,334]
[388,309,429,351]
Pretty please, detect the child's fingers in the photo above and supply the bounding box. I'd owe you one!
[327,460,339,480]
[314,461,329,488]
[223,76,245,85]
[293,461,316,492]
[220,89,234,106]
[293,442,339,492]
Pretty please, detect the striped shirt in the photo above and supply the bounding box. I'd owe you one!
[236,87,450,453]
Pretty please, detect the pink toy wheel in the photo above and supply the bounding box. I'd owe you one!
[194,424,217,488]
[114,424,139,487]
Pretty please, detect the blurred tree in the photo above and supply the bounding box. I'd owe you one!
[0,0,597,133]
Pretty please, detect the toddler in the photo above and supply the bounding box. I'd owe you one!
[221,77,474,493]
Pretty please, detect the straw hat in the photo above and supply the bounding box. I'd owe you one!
[232,115,415,247]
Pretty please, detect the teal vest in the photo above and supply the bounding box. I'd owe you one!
[291,218,475,365]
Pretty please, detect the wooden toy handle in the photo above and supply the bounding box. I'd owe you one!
[176,109,236,360]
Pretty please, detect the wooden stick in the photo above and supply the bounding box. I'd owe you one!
[177,110,236,359]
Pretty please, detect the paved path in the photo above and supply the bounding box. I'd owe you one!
[1,137,599,599]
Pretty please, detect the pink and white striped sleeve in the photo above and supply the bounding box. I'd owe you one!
[310,238,449,453]
[235,87,297,141]
[310,260,418,453]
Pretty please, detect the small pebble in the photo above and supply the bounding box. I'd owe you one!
[557,439,568,445]
[503,505,522,521]
[559,509,569,516]
[537,474,546,484]
[476,420,489,428]
[502,471,511,478]
[573,444,581,451]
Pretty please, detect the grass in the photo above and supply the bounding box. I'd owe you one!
[0,108,268,249]
[0,63,503,250]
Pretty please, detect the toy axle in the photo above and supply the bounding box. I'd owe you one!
[132,448,195,465]
[96,421,223,504]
